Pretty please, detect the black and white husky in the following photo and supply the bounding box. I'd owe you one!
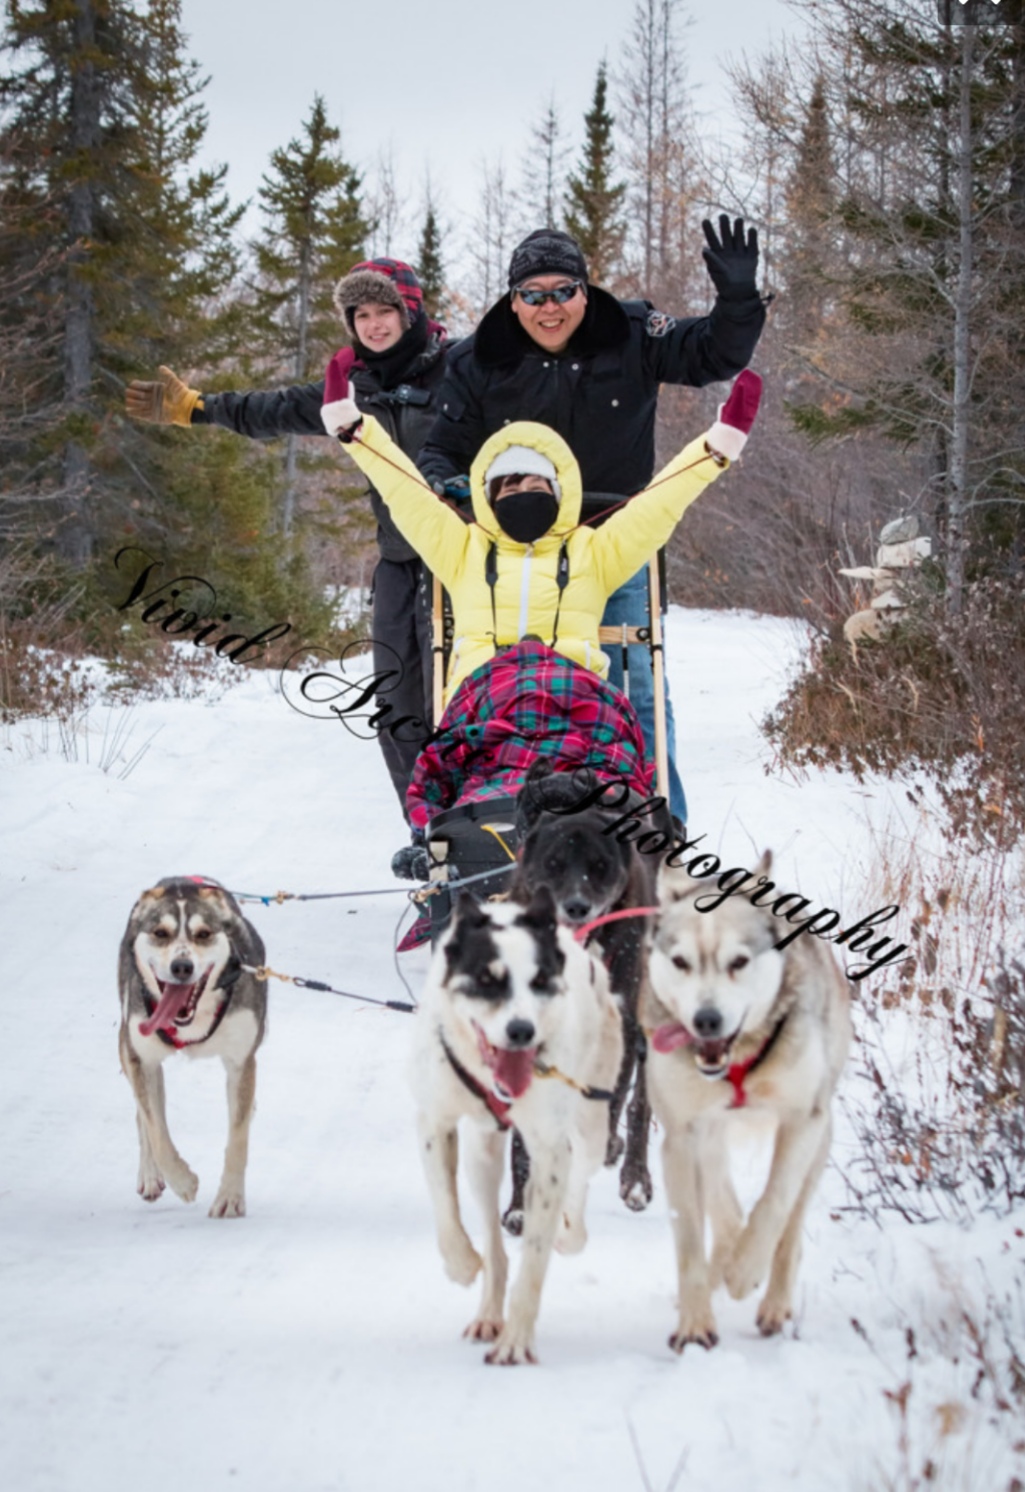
[117,877,267,1218]
[411,887,623,1364]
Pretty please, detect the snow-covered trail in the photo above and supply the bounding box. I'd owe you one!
[1,610,1020,1492]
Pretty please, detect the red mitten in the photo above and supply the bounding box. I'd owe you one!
[324,346,356,402]
[706,369,762,461]
[321,346,362,439]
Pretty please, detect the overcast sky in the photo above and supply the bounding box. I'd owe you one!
[178,0,804,268]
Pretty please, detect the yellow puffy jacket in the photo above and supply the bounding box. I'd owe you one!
[342,416,728,705]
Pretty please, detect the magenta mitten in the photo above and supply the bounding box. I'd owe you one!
[706,369,762,461]
[324,346,356,402]
[321,346,362,439]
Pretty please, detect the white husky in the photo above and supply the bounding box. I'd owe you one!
[640,853,851,1350]
[410,887,623,1364]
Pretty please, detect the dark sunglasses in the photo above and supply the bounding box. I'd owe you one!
[513,280,584,307]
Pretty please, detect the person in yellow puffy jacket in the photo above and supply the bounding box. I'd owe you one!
[321,370,761,709]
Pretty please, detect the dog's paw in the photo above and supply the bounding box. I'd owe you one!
[669,1289,718,1352]
[484,1327,538,1366]
[554,1209,587,1255]
[756,1290,793,1337]
[165,1159,199,1204]
[723,1228,773,1301]
[137,1172,165,1202]
[604,1131,625,1167]
[619,1166,653,1212]
[669,1322,719,1353]
[440,1232,483,1287]
[209,1188,246,1219]
[464,1315,504,1343]
[501,1205,524,1237]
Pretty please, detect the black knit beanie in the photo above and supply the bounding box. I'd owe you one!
[507,230,588,289]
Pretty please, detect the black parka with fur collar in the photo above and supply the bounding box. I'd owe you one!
[417,286,765,497]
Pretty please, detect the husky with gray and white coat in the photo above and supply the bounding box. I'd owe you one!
[411,886,623,1365]
[118,877,267,1218]
[640,852,851,1352]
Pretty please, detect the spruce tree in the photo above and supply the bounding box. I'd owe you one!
[0,0,142,565]
[417,198,446,320]
[778,75,836,378]
[564,62,626,285]
[250,94,369,535]
[0,0,334,645]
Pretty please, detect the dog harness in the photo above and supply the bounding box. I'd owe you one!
[723,1011,790,1108]
[439,1031,514,1130]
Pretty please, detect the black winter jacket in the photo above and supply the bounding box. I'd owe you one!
[417,287,765,497]
[194,332,449,562]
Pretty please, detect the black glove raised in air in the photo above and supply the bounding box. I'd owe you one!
[701,215,760,302]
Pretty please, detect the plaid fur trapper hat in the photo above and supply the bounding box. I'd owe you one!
[333,259,424,336]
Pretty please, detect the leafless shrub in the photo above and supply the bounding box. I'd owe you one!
[764,579,1025,849]
[852,1280,1025,1491]
[838,806,1025,1224]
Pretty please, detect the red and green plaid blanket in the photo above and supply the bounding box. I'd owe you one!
[406,641,655,829]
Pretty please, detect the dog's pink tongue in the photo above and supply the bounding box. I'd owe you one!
[492,1048,537,1100]
[651,1022,693,1054]
[139,984,192,1038]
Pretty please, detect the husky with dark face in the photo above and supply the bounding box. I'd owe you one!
[117,877,267,1218]
[411,886,622,1365]
[512,764,660,1210]
[640,852,851,1351]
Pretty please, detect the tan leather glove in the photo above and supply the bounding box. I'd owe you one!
[124,365,203,426]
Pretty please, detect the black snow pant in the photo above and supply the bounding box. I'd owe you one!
[371,556,434,822]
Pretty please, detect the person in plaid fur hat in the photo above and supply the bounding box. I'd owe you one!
[125,259,450,877]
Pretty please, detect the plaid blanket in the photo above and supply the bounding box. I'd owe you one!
[406,641,655,829]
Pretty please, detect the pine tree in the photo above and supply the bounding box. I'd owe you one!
[0,0,142,565]
[417,194,446,320]
[0,0,341,647]
[0,0,254,569]
[564,62,626,285]
[779,75,836,369]
[117,0,245,370]
[250,94,369,536]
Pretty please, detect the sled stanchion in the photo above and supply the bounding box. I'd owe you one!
[648,555,670,804]
[432,573,445,725]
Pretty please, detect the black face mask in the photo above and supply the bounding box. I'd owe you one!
[494,490,559,544]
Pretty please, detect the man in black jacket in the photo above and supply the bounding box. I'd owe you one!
[126,259,447,865]
[417,219,766,824]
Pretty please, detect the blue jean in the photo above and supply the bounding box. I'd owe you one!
[600,568,688,825]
